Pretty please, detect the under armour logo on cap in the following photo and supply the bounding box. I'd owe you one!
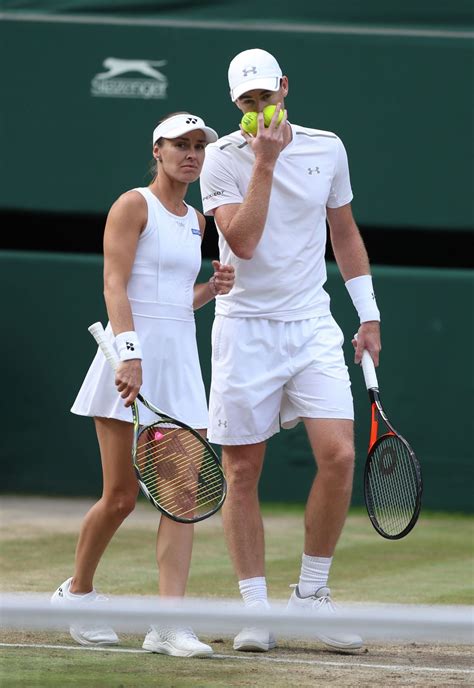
[186,117,198,124]
[242,66,257,77]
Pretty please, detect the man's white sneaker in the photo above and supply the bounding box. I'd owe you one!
[51,577,119,646]
[142,626,213,658]
[233,600,277,652]
[287,585,363,650]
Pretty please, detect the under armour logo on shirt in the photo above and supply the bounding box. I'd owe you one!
[308,167,320,175]
[217,419,228,428]
[186,117,198,124]
[126,342,135,351]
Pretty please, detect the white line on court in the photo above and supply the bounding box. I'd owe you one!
[1,643,472,675]
[0,12,473,39]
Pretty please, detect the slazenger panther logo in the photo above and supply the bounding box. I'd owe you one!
[91,58,168,100]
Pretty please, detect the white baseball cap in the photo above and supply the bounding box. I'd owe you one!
[152,114,218,145]
[228,48,283,102]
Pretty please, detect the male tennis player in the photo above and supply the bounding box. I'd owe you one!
[200,48,381,651]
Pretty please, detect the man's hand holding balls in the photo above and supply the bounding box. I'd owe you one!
[241,105,285,136]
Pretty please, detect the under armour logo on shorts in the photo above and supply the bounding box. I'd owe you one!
[217,419,228,428]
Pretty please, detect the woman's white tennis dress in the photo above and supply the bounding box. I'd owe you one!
[71,187,209,428]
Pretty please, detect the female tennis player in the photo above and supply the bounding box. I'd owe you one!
[51,113,234,657]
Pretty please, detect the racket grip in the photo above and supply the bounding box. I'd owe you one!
[354,333,379,390]
[361,350,379,390]
[88,322,119,371]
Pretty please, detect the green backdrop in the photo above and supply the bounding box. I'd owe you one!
[1,11,473,229]
[1,251,472,511]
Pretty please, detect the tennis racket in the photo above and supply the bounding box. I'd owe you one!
[359,346,422,539]
[88,322,226,524]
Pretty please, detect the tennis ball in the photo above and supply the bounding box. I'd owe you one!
[263,105,285,127]
[241,111,258,136]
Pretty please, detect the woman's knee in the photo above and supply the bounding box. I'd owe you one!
[102,489,138,520]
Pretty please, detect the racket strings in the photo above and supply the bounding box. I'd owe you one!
[138,456,223,502]
[140,465,224,509]
[367,435,419,536]
[135,426,224,519]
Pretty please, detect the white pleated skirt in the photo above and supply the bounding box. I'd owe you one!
[71,316,209,429]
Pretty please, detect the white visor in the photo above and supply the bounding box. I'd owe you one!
[152,114,218,145]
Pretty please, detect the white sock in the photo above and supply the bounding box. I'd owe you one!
[297,554,333,598]
[238,577,268,607]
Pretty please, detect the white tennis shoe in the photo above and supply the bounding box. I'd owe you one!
[287,585,363,650]
[51,577,119,646]
[142,626,214,657]
[233,600,277,652]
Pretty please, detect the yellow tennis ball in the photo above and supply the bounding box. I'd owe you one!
[241,111,258,136]
[263,105,285,127]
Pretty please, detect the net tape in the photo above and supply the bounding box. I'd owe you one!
[1,594,472,644]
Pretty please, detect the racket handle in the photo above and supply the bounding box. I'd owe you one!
[361,350,379,391]
[354,333,379,391]
[88,322,119,371]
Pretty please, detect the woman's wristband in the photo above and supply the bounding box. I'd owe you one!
[345,275,380,323]
[115,331,143,361]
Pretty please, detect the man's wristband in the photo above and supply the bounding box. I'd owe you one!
[115,331,143,361]
[345,275,380,323]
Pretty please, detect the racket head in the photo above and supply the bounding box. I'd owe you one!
[133,418,226,524]
[364,432,423,539]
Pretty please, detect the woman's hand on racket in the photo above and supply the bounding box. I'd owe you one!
[211,260,235,295]
[115,359,143,407]
[352,321,381,366]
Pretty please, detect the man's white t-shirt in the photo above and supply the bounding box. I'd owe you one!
[200,123,353,320]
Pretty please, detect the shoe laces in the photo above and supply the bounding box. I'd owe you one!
[179,627,199,640]
[290,584,337,612]
[151,625,198,641]
[310,591,336,613]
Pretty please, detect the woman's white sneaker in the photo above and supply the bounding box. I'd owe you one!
[287,585,363,650]
[142,626,213,657]
[51,577,119,646]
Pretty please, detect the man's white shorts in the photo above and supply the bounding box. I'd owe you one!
[208,314,354,445]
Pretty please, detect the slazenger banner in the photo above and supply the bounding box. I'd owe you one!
[90,58,169,99]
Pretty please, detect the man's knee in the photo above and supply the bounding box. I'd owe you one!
[222,445,265,492]
[318,441,355,477]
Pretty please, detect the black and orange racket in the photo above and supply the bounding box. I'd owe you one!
[88,322,226,524]
[359,348,422,539]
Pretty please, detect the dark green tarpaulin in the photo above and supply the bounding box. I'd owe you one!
[2,0,473,27]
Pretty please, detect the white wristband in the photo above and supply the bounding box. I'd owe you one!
[115,331,143,361]
[345,275,380,323]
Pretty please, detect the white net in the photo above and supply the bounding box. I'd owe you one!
[1,593,472,644]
